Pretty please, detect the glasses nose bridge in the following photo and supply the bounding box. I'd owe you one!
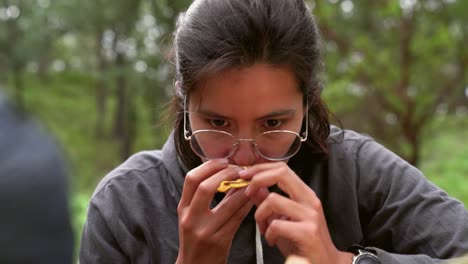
[233,137,258,152]
[235,138,257,147]
[230,137,259,165]
[236,138,255,142]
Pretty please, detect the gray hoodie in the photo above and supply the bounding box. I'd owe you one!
[80,127,468,263]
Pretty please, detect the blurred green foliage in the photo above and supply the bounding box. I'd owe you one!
[420,115,468,204]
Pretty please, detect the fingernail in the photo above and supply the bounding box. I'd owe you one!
[238,169,248,177]
[219,158,229,164]
[244,185,251,195]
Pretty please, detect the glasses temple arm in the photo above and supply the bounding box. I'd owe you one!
[300,99,309,142]
[183,95,192,140]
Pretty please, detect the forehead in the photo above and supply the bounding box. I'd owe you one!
[190,64,302,113]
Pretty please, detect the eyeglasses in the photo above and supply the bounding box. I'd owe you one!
[183,96,309,161]
[186,129,306,161]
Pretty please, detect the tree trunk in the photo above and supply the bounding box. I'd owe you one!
[112,52,135,160]
[95,30,108,139]
[12,68,24,112]
[95,77,108,138]
[402,123,420,166]
[113,53,127,139]
[37,32,52,83]
[122,99,137,161]
[398,14,419,166]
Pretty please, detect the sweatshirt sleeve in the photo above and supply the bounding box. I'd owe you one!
[356,139,468,263]
[79,199,129,264]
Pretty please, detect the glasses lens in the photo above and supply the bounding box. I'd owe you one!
[255,131,301,160]
[190,130,236,159]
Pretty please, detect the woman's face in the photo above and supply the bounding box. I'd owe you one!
[188,63,304,166]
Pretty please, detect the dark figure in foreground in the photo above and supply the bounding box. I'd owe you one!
[0,92,74,263]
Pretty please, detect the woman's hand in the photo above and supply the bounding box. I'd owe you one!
[176,159,254,264]
[240,162,353,264]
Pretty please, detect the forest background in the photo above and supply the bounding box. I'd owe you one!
[1,0,467,259]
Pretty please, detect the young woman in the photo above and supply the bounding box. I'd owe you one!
[80,0,468,263]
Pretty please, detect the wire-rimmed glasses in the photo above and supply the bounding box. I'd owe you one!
[186,129,306,161]
[183,95,309,161]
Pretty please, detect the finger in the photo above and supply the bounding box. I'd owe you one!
[213,196,254,239]
[238,162,283,181]
[211,190,253,230]
[190,166,242,214]
[240,162,282,197]
[255,193,315,233]
[179,159,228,208]
[285,255,311,264]
[212,187,251,217]
[246,164,313,203]
[246,186,270,207]
[264,219,313,248]
[190,188,251,235]
[224,187,238,198]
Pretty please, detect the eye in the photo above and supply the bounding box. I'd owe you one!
[210,119,228,128]
[265,119,281,128]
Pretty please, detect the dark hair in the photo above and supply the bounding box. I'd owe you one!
[169,0,330,169]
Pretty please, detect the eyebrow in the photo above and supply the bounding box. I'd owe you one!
[194,108,297,121]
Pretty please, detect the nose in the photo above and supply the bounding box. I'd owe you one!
[230,140,258,166]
